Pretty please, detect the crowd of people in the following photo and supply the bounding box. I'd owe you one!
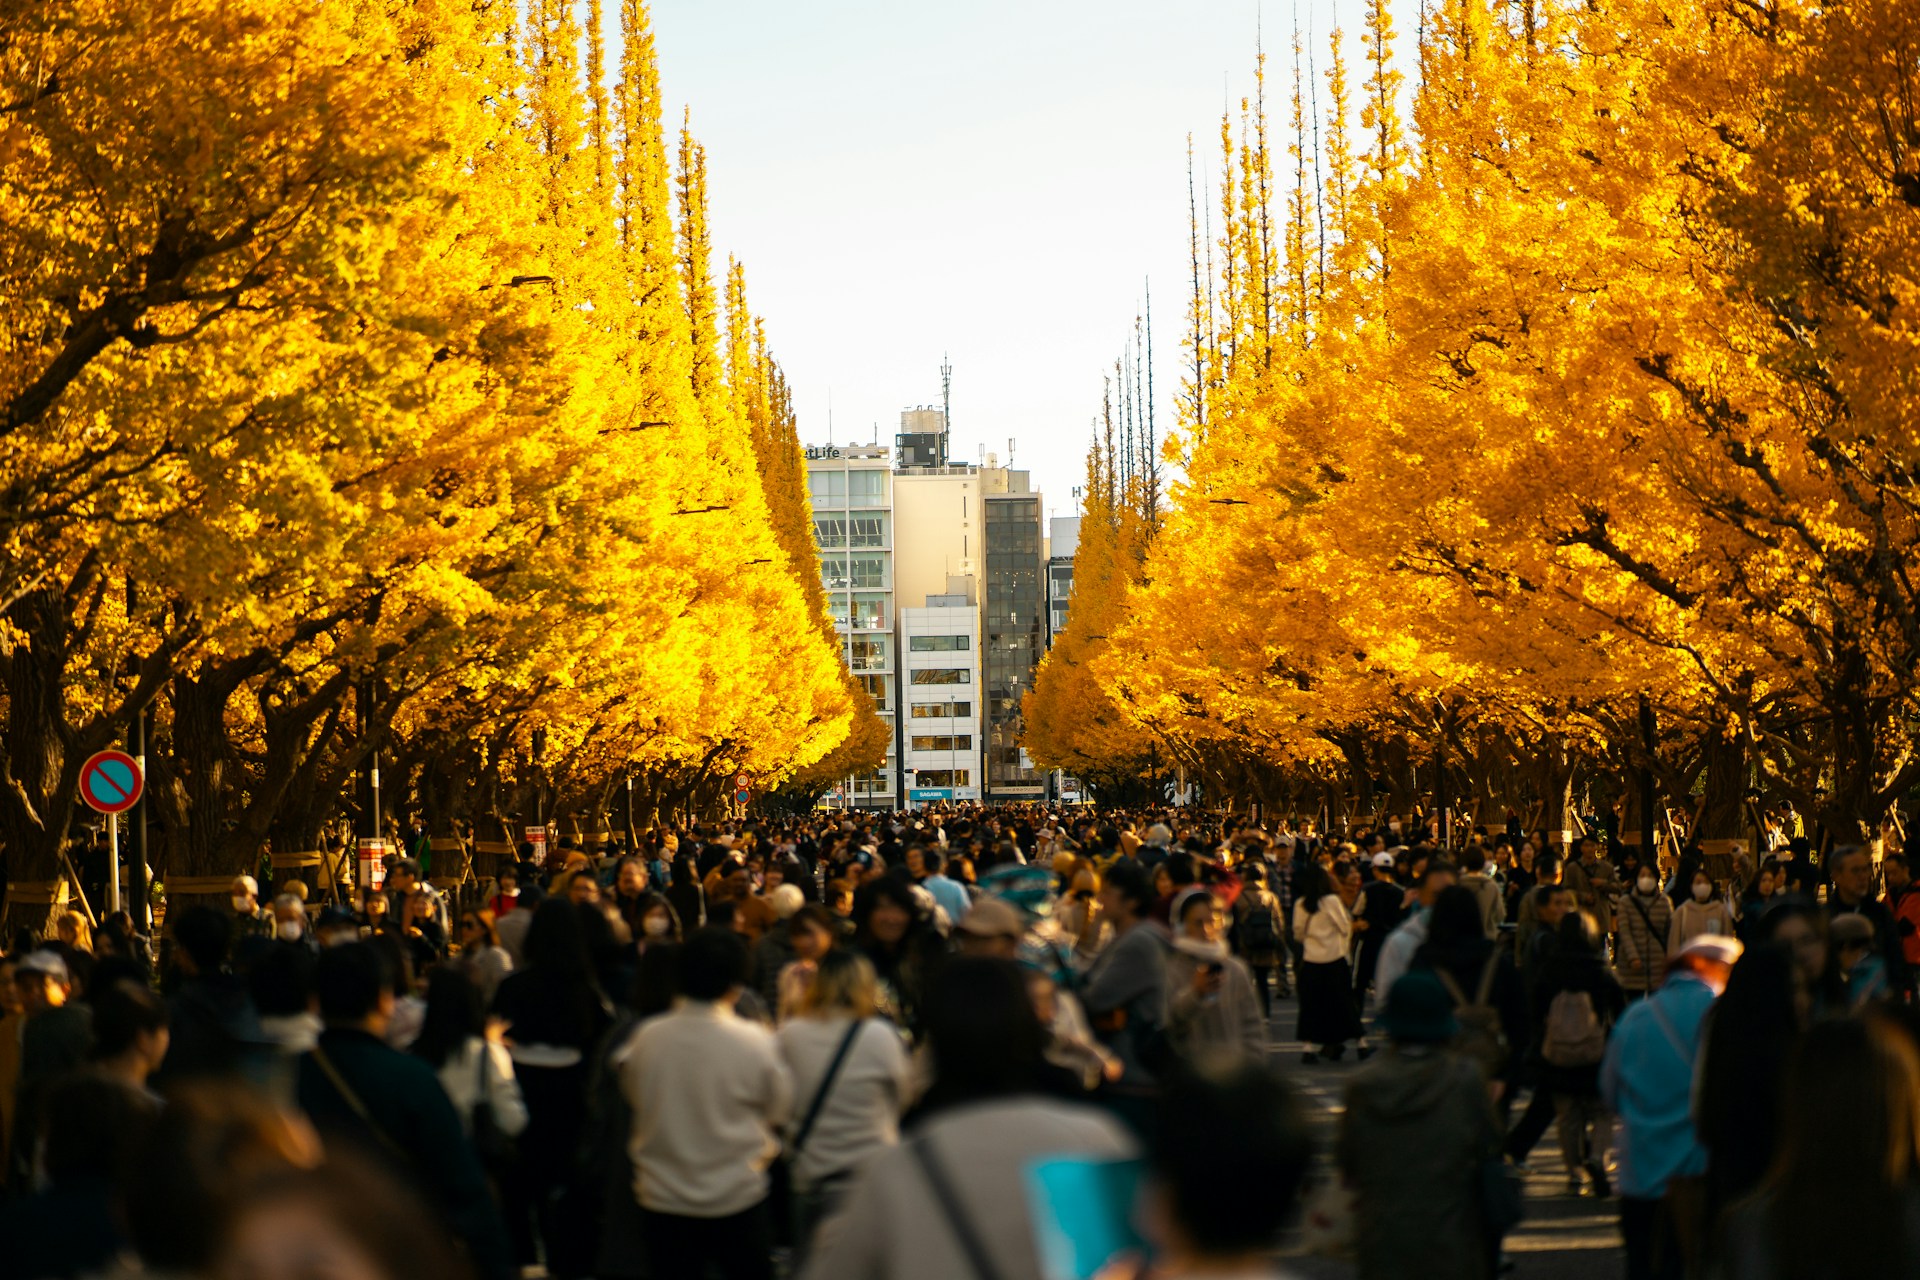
[0,804,1915,1280]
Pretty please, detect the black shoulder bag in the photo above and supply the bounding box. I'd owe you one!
[769,1018,864,1244]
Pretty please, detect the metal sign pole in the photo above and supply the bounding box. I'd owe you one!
[109,812,121,915]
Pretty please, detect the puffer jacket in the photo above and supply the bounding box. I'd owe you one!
[1613,889,1674,992]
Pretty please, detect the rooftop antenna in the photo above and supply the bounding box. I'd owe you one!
[940,355,953,465]
[827,387,834,443]
[1007,436,1016,466]
[872,420,878,445]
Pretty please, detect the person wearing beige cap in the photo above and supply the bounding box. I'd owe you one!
[953,898,1026,957]
[956,898,1118,1090]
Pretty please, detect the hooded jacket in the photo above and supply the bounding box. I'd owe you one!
[1338,1046,1498,1280]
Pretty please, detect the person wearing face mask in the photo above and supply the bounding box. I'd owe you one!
[230,874,275,949]
[1614,869,1675,1002]
[269,894,315,951]
[635,894,684,950]
[1668,871,1734,952]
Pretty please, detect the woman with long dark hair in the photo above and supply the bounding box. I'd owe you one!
[1698,944,1803,1245]
[1531,912,1626,1196]
[665,855,706,931]
[1293,862,1363,1063]
[413,968,527,1143]
[490,900,614,1277]
[850,877,945,1037]
[1722,1015,1920,1279]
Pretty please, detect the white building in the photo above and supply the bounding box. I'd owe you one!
[899,577,983,806]
[805,444,896,808]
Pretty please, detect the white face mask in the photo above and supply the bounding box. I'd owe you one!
[231,896,253,914]
[643,915,672,938]
[1693,882,1712,902]
[1637,875,1657,895]
[276,921,304,943]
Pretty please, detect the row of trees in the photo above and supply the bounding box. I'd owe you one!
[1027,0,1920,852]
[0,0,884,928]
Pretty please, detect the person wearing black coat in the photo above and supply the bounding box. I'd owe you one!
[490,901,615,1277]
[1530,913,1627,1197]
[296,944,513,1280]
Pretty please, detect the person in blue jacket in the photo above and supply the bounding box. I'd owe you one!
[1600,935,1741,1280]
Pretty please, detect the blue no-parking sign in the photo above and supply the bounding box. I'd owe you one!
[79,749,144,814]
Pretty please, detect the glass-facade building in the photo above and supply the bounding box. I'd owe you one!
[984,492,1045,797]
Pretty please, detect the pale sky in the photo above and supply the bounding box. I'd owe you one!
[651,0,1363,519]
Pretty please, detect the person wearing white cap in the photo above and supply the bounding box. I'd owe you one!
[1601,934,1741,1280]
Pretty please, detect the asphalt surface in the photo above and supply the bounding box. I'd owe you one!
[1267,999,1624,1280]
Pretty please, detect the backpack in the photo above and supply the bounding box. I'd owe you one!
[1240,902,1280,953]
[1433,954,1508,1080]
[1541,989,1608,1067]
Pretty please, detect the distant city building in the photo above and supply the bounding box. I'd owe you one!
[805,406,1048,808]
[805,444,896,809]
[900,576,982,804]
[1047,516,1080,642]
[983,479,1045,799]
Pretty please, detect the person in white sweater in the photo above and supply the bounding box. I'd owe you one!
[616,928,793,1280]
[1293,863,1365,1063]
[776,950,911,1255]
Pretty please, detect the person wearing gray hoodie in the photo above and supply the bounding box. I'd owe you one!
[1338,971,1502,1280]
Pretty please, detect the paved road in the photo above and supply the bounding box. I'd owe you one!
[1265,1003,1624,1279]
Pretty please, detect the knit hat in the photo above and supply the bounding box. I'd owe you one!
[1376,971,1460,1044]
[769,884,805,919]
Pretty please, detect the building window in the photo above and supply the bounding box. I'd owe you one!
[850,515,886,548]
[911,735,972,752]
[909,635,970,652]
[849,594,887,630]
[849,555,888,589]
[849,637,889,672]
[814,516,847,548]
[910,701,972,718]
[848,469,885,507]
[910,668,970,685]
[852,770,891,796]
[857,674,890,711]
[915,770,970,788]
[808,470,846,503]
